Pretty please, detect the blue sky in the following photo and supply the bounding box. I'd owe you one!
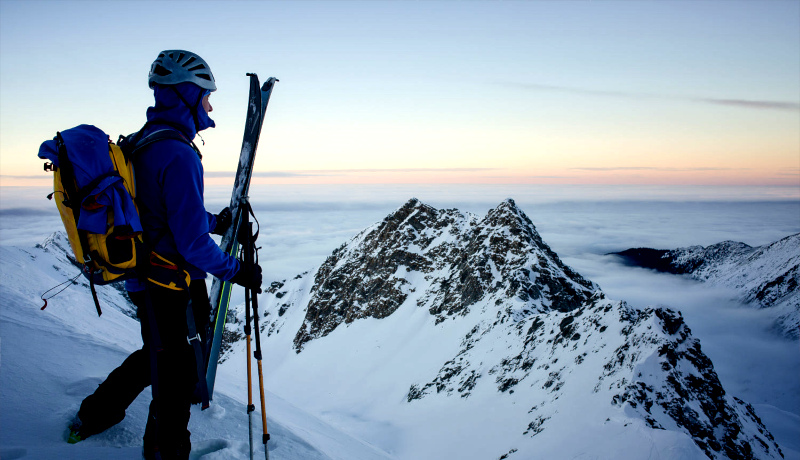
[1,0,798,185]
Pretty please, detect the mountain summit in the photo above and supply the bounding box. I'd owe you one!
[291,198,596,351]
[247,199,783,459]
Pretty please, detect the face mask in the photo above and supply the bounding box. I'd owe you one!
[197,90,216,131]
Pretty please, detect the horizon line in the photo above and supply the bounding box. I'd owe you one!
[2,175,799,189]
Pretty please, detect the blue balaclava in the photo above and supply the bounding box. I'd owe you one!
[147,82,216,139]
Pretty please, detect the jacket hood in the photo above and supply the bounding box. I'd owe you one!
[146,82,215,139]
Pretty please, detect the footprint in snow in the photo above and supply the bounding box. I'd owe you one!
[189,439,231,459]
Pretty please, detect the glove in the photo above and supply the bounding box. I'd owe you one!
[211,207,232,236]
[230,261,262,293]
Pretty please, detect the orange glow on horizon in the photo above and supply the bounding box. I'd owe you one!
[196,168,800,187]
[4,168,798,188]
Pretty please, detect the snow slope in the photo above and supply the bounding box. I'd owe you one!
[0,233,391,460]
[219,199,788,460]
[2,199,797,460]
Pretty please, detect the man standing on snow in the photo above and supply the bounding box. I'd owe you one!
[67,50,262,460]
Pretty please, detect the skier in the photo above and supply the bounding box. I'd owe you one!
[67,50,263,460]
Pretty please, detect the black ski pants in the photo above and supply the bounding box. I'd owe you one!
[76,280,210,460]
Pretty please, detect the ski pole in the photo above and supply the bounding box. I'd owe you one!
[244,264,255,460]
[238,202,256,460]
[244,217,270,459]
[252,277,270,459]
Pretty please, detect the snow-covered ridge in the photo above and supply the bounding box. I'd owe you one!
[611,233,800,338]
[4,201,797,459]
[250,199,785,459]
[0,232,394,460]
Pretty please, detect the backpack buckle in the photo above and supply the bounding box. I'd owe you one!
[187,333,201,345]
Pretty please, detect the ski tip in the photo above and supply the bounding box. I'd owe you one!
[261,78,278,91]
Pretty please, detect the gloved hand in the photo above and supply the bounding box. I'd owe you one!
[212,207,232,236]
[230,261,262,293]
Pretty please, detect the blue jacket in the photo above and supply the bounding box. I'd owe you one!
[126,82,239,292]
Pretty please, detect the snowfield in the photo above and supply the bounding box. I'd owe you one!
[1,194,798,460]
[0,234,391,460]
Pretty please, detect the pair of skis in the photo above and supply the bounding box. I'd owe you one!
[205,73,277,459]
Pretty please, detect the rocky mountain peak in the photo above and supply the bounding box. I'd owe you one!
[289,199,596,351]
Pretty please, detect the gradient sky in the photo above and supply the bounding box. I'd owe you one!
[1,0,798,186]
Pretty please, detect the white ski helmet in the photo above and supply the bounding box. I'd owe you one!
[148,50,217,92]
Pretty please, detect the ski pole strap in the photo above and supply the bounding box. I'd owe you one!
[238,199,260,243]
[186,300,210,410]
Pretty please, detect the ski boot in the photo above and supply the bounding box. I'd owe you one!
[66,415,88,444]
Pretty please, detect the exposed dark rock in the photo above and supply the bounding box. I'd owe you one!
[293,198,596,350]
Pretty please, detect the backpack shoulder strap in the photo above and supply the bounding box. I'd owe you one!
[119,124,201,161]
[133,129,193,154]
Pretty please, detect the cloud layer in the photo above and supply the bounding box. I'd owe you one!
[499,81,800,112]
